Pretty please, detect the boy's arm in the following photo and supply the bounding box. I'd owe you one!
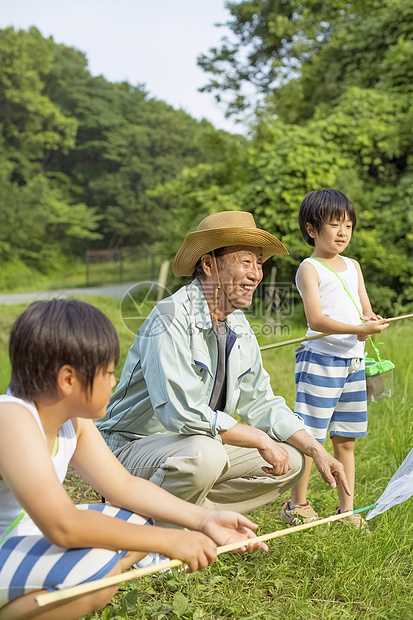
[0,405,265,573]
[298,262,388,336]
[351,258,377,318]
[72,418,267,551]
[350,258,382,340]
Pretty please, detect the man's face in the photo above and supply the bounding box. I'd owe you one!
[216,246,263,313]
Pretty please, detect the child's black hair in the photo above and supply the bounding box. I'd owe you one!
[9,299,120,401]
[299,189,357,246]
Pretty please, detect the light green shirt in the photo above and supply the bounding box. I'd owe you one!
[96,280,304,450]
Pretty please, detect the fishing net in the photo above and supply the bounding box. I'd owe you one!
[366,449,413,520]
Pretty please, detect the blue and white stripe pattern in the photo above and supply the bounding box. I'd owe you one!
[0,504,152,607]
[294,346,367,442]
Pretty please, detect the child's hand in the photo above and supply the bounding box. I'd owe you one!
[359,317,389,337]
[164,529,218,572]
[199,511,268,553]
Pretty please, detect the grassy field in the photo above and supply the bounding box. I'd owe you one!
[0,297,412,619]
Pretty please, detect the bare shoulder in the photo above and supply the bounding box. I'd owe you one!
[349,257,363,274]
[348,257,360,269]
[297,261,319,286]
[0,400,33,419]
[298,260,319,274]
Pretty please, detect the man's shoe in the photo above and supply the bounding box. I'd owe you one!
[280,501,318,526]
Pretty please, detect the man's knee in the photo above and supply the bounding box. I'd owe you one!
[162,435,229,489]
[287,445,306,482]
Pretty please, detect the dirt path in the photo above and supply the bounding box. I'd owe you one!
[0,283,137,305]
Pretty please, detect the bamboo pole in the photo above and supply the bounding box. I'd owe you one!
[259,313,413,352]
[385,313,413,323]
[259,331,332,351]
[35,504,376,608]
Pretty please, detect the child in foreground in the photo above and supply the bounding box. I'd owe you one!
[0,300,266,620]
[280,189,389,530]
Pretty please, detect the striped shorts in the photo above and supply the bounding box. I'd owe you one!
[0,503,152,608]
[294,346,367,443]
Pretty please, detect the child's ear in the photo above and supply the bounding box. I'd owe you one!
[305,223,316,239]
[57,365,77,396]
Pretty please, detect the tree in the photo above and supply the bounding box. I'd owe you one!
[0,25,240,277]
[0,27,101,271]
[43,43,235,248]
[198,0,413,122]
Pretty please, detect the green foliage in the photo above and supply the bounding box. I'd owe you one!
[179,1,413,313]
[43,43,228,249]
[198,0,413,120]
[0,27,101,271]
[0,26,235,287]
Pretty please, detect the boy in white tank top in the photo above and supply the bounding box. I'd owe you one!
[280,189,389,530]
[0,300,266,620]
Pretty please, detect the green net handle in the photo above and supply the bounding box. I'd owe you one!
[312,258,385,371]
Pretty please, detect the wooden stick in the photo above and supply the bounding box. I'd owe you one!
[36,509,361,608]
[259,313,413,352]
[385,313,413,323]
[259,332,331,351]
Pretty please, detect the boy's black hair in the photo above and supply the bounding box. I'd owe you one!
[299,189,357,246]
[9,299,120,401]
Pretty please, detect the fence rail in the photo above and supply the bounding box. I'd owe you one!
[85,247,159,286]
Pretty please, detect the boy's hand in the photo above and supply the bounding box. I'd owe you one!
[164,529,218,572]
[199,511,268,553]
[358,316,389,338]
[311,449,351,495]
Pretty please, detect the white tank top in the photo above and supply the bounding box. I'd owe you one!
[0,394,77,540]
[296,257,365,358]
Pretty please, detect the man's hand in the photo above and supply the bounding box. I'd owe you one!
[220,423,292,476]
[287,429,350,494]
[312,449,351,495]
[199,511,268,553]
[259,440,292,476]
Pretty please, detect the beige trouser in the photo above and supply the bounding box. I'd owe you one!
[114,433,305,513]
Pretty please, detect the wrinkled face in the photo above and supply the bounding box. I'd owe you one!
[216,246,263,313]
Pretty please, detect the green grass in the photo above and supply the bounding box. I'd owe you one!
[0,299,411,619]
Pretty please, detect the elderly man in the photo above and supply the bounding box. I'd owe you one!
[97,211,349,515]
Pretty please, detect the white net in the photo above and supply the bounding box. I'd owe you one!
[366,449,413,520]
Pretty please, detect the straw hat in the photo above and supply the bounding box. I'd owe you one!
[173,211,288,277]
